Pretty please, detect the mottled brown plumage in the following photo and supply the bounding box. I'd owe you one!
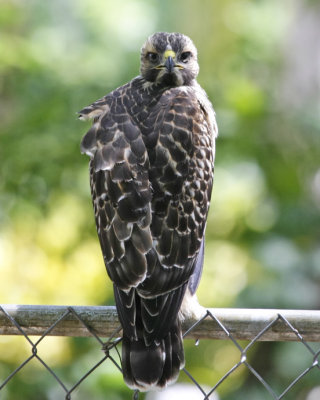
[79,32,217,391]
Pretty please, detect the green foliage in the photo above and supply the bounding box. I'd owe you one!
[1,0,319,398]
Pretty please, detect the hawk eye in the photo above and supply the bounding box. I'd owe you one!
[147,52,159,63]
[180,51,191,63]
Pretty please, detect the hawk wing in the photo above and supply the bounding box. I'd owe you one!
[79,89,153,291]
[133,86,215,342]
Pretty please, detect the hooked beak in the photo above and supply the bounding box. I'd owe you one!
[153,49,184,73]
[165,56,175,73]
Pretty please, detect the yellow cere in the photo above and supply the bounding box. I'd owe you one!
[164,50,176,59]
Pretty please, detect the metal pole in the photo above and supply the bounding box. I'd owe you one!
[1,305,320,342]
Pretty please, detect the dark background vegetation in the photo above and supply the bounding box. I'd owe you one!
[1,0,319,399]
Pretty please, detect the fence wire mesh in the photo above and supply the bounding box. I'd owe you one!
[0,305,319,400]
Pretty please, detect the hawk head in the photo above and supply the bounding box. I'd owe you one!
[140,32,199,87]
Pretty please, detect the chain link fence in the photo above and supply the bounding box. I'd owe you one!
[0,305,320,399]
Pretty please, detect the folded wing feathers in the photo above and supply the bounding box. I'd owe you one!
[81,99,153,291]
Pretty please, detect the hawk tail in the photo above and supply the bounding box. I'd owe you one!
[121,320,185,391]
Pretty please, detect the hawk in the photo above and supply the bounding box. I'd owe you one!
[79,32,217,391]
